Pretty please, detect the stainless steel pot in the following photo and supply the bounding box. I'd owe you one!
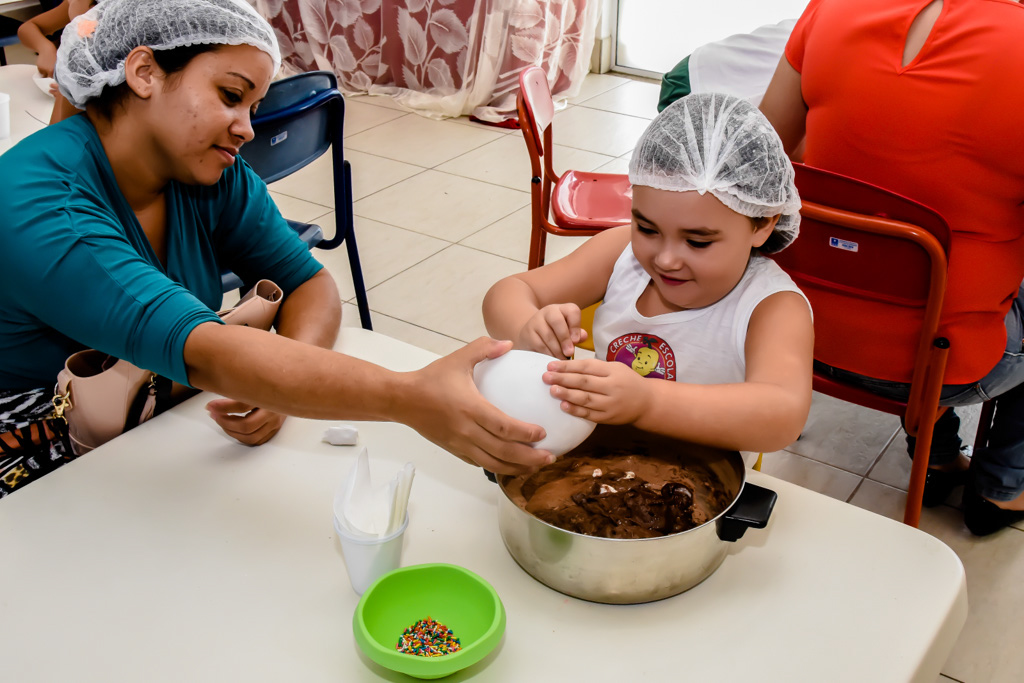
[497,425,776,604]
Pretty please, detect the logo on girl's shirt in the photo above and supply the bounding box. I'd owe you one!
[606,333,676,380]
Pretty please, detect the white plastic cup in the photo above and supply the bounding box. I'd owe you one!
[0,92,10,141]
[334,513,408,595]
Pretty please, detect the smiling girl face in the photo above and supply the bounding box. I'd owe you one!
[629,185,778,314]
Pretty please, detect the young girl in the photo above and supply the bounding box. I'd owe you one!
[484,93,813,453]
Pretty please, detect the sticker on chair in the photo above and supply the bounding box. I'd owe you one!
[829,237,858,252]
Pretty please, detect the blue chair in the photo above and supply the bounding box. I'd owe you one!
[231,71,372,330]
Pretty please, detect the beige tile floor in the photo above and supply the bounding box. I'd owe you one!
[272,73,1024,683]
[4,35,1017,679]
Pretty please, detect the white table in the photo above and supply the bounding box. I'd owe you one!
[0,0,40,12]
[0,329,967,682]
[0,63,52,154]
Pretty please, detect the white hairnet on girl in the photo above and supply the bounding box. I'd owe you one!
[55,0,281,109]
[629,92,801,252]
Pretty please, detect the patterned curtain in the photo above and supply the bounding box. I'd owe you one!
[254,0,598,121]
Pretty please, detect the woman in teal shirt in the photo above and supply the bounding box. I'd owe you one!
[0,0,551,496]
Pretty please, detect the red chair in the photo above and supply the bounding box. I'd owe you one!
[517,67,633,270]
[771,163,955,527]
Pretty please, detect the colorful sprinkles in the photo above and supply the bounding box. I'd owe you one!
[396,617,462,657]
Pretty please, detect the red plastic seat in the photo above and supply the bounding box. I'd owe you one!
[517,67,632,269]
[771,163,953,527]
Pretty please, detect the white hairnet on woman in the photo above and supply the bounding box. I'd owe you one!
[629,92,801,252]
[55,0,281,108]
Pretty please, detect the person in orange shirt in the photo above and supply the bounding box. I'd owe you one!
[760,0,1024,535]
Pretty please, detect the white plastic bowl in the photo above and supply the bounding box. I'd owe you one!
[33,76,56,97]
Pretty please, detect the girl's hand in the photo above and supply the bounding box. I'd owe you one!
[35,48,57,78]
[515,303,589,359]
[206,399,287,446]
[544,358,650,425]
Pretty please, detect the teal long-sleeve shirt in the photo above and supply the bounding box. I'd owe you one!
[0,115,323,391]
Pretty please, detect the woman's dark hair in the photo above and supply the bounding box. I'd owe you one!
[752,215,788,253]
[89,43,220,120]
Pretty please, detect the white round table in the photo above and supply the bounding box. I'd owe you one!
[0,63,55,155]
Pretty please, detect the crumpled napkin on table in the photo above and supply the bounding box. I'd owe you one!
[333,448,414,538]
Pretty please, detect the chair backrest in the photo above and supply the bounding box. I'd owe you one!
[771,163,952,384]
[240,83,343,186]
[258,71,337,115]
[518,66,555,157]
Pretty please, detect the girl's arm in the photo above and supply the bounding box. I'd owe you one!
[545,291,814,453]
[483,226,630,357]
[16,2,71,77]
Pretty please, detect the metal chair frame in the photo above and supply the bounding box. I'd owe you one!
[516,66,631,270]
[231,71,371,330]
[773,163,953,527]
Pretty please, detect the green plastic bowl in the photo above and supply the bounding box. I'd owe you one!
[353,563,506,679]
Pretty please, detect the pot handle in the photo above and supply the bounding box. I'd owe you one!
[716,484,777,542]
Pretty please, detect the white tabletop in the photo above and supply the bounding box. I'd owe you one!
[0,329,967,682]
[0,63,53,154]
[0,0,39,10]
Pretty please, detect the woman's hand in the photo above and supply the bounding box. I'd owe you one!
[205,399,286,446]
[515,303,588,359]
[400,337,553,474]
[544,358,650,425]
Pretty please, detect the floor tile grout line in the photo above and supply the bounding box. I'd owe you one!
[268,192,333,212]
[344,95,413,113]
[572,102,656,121]
[355,241,527,309]
[343,111,412,140]
[845,477,867,504]
[423,168,533,199]
[342,147,430,172]
[345,303,468,347]
[433,140,618,194]
[784,447,887,480]
[351,242,462,299]
[863,425,904,480]
[346,120,507,169]
[347,168,430,205]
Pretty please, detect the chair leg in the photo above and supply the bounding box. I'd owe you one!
[0,47,6,68]
[904,415,935,528]
[528,227,547,270]
[341,160,371,330]
[347,232,372,331]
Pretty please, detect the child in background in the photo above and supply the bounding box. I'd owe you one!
[483,93,813,454]
[16,0,96,123]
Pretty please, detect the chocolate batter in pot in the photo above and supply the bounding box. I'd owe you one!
[503,450,733,539]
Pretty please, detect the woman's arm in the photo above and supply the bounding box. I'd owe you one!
[17,2,71,77]
[483,226,630,357]
[204,268,342,445]
[545,291,814,452]
[759,56,808,158]
[184,323,553,474]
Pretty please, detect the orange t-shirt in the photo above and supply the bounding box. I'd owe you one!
[787,0,1024,383]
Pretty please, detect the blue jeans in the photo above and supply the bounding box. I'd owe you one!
[816,290,1024,501]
